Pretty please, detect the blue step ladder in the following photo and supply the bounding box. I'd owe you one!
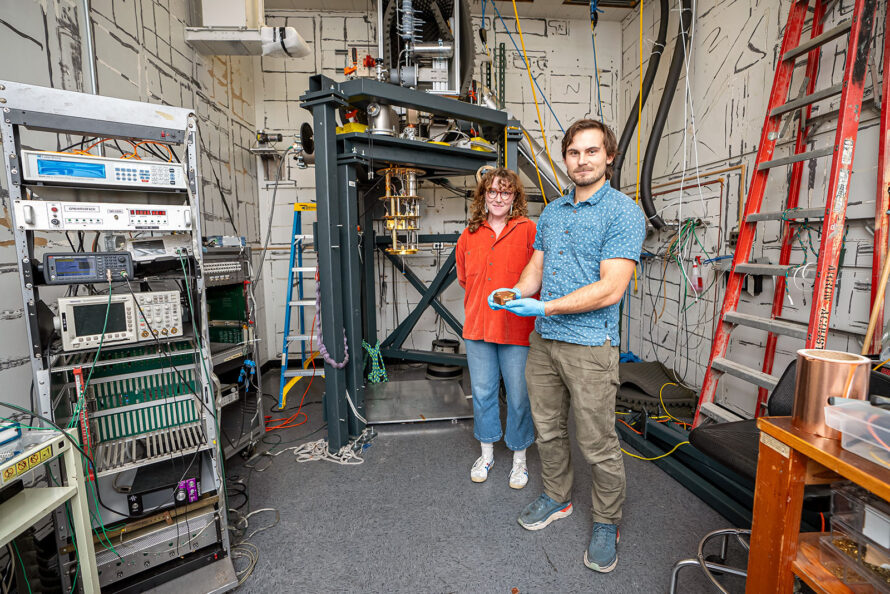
[278,202,321,409]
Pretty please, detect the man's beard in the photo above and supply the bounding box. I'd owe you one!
[569,166,605,187]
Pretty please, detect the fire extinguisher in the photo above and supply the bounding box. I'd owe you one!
[692,256,704,294]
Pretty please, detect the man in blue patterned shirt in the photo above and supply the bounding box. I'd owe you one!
[489,119,645,574]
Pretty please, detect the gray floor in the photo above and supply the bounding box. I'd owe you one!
[226,370,746,593]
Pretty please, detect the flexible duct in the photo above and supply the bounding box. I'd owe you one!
[610,0,669,192]
[639,0,693,230]
[480,86,571,201]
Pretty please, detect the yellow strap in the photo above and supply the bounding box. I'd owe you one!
[280,350,320,407]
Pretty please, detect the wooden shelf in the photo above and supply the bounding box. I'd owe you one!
[792,532,876,594]
[0,486,76,548]
[759,417,890,503]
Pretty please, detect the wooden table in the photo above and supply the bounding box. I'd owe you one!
[747,417,890,593]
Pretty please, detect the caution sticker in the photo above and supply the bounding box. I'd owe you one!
[0,445,54,485]
[2,465,15,484]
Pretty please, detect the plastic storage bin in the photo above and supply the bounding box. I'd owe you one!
[833,483,890,548]
[825,401,890,469]
[819,533,874,590]
[825,517,890,592]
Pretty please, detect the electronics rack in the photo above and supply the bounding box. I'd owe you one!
[204,246,262,459]
[0,81,236,593]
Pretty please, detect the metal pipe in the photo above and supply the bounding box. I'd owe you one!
[640,0,693,229]
[650,177,723,197]
[412,42,454,58]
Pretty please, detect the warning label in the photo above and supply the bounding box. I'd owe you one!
[0,445,54,486]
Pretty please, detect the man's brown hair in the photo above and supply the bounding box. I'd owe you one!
[561,119,619,180]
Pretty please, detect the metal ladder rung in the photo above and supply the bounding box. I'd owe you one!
[783,20,852,62]
[757,146,833,170]
[733,263,813,277]
[724,311,808,340]
[286,335,313,342]
[294,234,312,241]
[770,83,844,117]
[288,299,315,307]
[291,266,316,273]
[711,357,779,390]
[747,207,824,222]
[283,368,324,378]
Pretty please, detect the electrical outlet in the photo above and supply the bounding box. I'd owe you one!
[432,242,443,250]
[728,229,740,248]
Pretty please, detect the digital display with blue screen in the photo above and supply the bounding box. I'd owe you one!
[37,159,105,179]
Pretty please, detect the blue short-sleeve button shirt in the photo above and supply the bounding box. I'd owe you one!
[532,183,646,346]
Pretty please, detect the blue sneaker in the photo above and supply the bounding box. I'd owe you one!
[517,493,573,531]
[584,522,619,573]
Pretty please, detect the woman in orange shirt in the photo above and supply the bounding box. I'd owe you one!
[456,168,537,489]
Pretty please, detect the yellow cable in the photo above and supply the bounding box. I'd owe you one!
[622,441,689,461]
[658,382,685,424]
[510,0,562,194]
[512,126,548,204]
[504,126,508,169]
[874,357,890,371]
[280,350,320,407]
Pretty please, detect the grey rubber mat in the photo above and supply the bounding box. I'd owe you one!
[617,362,696,419]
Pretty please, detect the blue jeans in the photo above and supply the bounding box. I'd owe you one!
[464,339,534,451]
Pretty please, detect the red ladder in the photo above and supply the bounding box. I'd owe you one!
[694,0,881,426]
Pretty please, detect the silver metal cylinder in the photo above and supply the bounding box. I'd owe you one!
[367,103,397,136]
[412,42,454,58]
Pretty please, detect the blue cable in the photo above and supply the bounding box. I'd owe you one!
[590,0,604,118]
[484,0,565,133]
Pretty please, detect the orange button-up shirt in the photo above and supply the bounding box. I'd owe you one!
[456,217,537,346]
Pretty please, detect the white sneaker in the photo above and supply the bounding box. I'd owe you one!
[471,456,494,483]
[509,461,529,489]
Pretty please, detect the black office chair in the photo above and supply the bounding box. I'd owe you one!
[669,359,797,593]
[670,361,890,593]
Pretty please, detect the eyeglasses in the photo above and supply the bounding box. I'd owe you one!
[486,189,515,201]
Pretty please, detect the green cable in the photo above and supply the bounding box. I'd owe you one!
[67,283,113,430]
[11,541,33,594]
[178,250,229,511]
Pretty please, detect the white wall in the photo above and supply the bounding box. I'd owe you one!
[0,0,259,410]
[619,0,888,417]
[255,8,623,363]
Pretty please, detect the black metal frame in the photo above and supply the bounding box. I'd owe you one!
[301,75,517,450]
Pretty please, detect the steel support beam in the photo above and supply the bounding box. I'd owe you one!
[381,250,458,350]
[303,85,352,452]
[379,348,467,366]
[340,134,496,176]
[382,251,463,337]
[340,164,366,438]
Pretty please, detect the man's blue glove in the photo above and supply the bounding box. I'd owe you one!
[502,298,546,317]
[488,287,521,310]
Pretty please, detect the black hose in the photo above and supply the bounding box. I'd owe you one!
[611,0,669,191]
[640,0,694,230]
